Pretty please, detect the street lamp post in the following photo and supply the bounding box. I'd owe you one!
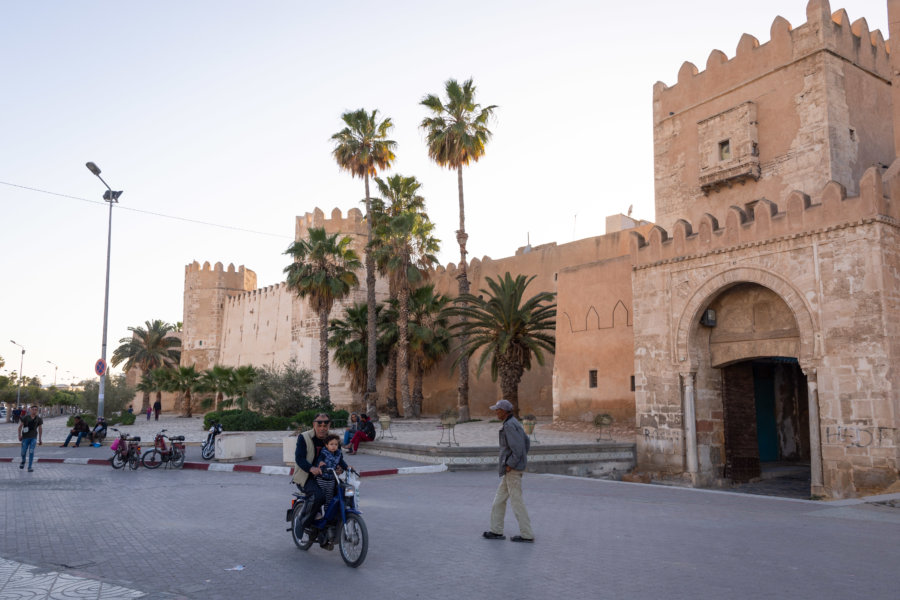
[46,360,58,387]
[10,340,25,414]
[85,162,123,419]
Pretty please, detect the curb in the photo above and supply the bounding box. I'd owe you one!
[0,456,448,478]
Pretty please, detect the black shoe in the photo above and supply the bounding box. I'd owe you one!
[510,535,534,543]
[19,462,24,469]
[482,531,505,540]
[27,468,33,472]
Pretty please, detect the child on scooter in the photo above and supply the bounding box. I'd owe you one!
[314,434,348,513]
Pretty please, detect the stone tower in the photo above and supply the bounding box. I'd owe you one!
[653,0,893,232]
[182,261,256,371]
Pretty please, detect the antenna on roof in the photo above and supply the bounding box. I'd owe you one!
[627,204,633,218]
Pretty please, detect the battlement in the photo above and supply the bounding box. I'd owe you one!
[632,165,900,267]
[653,0,890,118]
[225,282,290,304]
[184,260,257,291]
[295,207,367,242]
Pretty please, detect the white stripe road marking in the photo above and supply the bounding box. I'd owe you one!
[396,464,448,475]
[207,463,235,472]
[260,465,292,476]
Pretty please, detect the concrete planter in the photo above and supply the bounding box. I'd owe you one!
[214,432,256,462]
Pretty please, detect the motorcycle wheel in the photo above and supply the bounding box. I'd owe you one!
[128,449,140,470]
[142,449,162,469]
[339,514,368,568]
[110,451,126,469]
[171,448,185,468]
[291,504,314,550]
[201,442,214,460]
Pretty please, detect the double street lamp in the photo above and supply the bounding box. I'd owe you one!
[85,161,123,419]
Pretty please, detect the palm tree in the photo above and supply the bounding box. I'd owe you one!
[371,174,439,417]
[167,365,203,418]
[110,319,182,413]
[201,365,235,411]
[147,367,174,412]
[328,302,390,410]
[451,273,556,417]
[230,365,258,410]
[420,78,497,422]
[407,284,453,417]
[284,227,361,401]
[332,108,397,417]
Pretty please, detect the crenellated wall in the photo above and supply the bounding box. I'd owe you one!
[653,0,894,232]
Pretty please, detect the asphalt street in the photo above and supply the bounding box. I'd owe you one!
[3,463,900,600]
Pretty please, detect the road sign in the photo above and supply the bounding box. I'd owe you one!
[94,359,107,377]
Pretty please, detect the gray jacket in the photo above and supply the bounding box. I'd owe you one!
[498,415,530,476]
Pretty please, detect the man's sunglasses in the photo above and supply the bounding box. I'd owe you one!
[315,420,331,425]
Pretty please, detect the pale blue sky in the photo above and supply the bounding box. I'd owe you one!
[0,0,888,383]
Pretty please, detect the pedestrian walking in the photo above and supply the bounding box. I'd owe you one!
[17,405,43,472]
[153,398,161,421]
[146,406,152,420]
[482,399,535,543]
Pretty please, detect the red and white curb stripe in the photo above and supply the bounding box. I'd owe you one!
[0,456,447,477]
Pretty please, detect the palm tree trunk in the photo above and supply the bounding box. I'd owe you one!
[399,273,412,418]
[413,361,424,417]
[216,391,223,412]
[141,390,151,414]
[386,348,398,417]
[456,164,471,422]
[318,306,331,401]
[364,173,378,417]
[498,357,524,418]
[184,390,193,418]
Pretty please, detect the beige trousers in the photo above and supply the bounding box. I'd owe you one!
[489,469,534,539]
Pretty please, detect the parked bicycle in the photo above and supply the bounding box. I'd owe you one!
[109,428,141,470]
[141,429,186,469]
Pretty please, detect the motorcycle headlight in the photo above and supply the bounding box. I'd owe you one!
[344,489,355,497]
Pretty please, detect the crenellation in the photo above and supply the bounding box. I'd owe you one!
[635,166,897,267]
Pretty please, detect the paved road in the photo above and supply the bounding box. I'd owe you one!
[3,464,900,599]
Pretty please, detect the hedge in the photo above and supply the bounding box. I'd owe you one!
[202,409,349,432]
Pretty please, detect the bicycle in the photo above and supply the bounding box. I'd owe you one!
[141,429,186,469]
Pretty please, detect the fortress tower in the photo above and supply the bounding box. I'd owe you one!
[653,0,893,231]
[182,261,256,371]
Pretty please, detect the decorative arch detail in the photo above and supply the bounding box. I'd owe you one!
[675,266,820,371]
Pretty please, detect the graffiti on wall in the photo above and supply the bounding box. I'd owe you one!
[825,426,895,448]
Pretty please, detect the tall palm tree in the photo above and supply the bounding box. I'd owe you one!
[451,273,556,417]
[147,367,174,412]
[332,108,397,416]
[371,174,439,418]
[284,227,361,401]
[328,302,390,410]
[420,78,497,422]
[167,365,203,418]
[201,365,235,411]
[110,319,182,413]
[407,284,453,417]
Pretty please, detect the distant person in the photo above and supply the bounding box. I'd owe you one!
[12,406,20,424]
[342,412,359,447]
[127,406,134,415]
[482,399,534,543]
[153,398,161,421]
[18,405,43,472]
[61,416,90,447]
[344,413,375,454]
[146,406,152,421]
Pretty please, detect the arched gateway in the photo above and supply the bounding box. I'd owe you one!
[674,268,823,494]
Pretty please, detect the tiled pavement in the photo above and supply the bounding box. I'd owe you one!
[3,465,900,599]
[0,557,144,599]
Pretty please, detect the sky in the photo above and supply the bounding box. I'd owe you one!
[0,0,889,384]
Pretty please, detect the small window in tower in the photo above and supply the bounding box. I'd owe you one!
[718,140,731,161]
[198,341,203,346]
[589,370,598,388]
[630,375,636,392]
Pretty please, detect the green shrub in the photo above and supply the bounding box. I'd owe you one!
[200,408,349,432]
[117,411,136,425]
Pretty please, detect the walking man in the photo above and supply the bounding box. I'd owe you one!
[482,399,534,543]
[18,405,43,472]
[153,398,161,421]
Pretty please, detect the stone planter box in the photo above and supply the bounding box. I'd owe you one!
[283,436,298,466]
[214,432,256,462]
